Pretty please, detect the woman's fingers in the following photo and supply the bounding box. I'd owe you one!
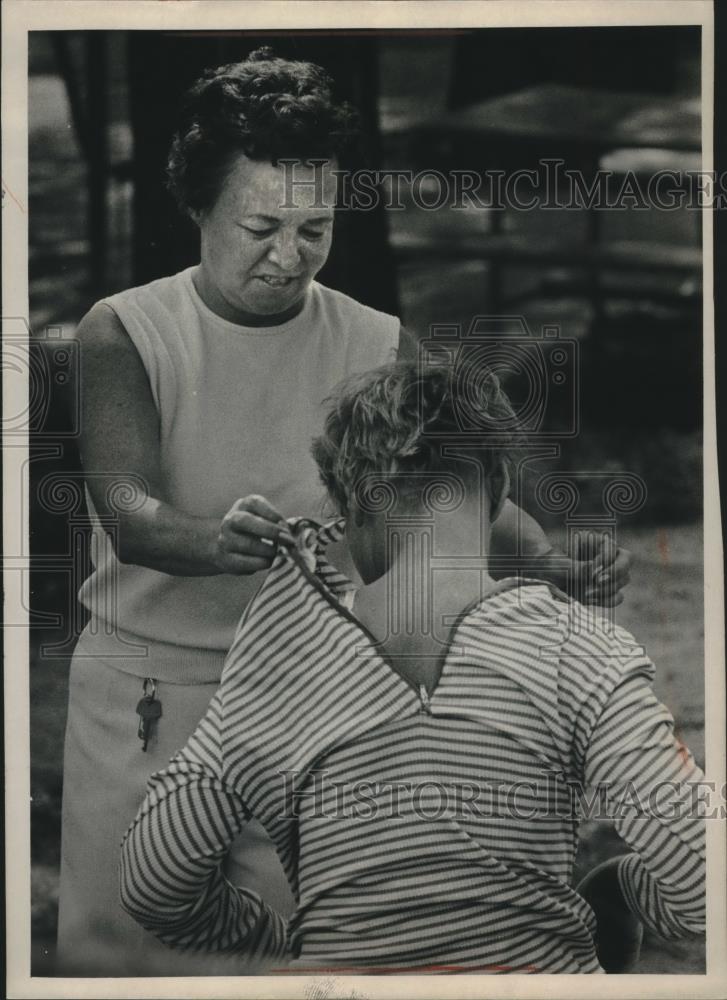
[589,534,616,580]
[213,533,278,574]
[225,511,292,545]
[232,493,286,524]
[592,547,632,589]
[572,530,597,564]
[612,547,633,585]
[222,531,280,560]
[533,535,633,606]
[214,494,296,574]
[572,530,612,565]
[585,547,632,605]
[225,495,294,547]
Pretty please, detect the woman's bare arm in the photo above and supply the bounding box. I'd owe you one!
[490,497,553,559]
[490,499,631,605]
[76,303,291,576]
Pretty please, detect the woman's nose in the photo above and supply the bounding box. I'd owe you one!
[266,234,302,272]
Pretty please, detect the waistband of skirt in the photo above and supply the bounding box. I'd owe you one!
[74,617,228,684]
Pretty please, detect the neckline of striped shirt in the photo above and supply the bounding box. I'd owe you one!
[275,516,576,706]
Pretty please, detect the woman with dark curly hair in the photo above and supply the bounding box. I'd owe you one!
[57,48,629,975]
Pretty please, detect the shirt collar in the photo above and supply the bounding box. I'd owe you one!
[284,517,357,610]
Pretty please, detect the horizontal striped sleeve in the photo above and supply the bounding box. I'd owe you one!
[119,734,289,959]
[584,664,705,940]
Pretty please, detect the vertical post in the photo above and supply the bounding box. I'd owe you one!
[584,151,604,323]
[487,206,504,314]
[86,32,108,292]
[314,36,400,315]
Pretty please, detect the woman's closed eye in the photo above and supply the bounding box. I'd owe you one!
[242,225,275,239]
[240,225,327,241]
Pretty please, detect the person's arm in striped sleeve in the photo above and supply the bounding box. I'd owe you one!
[119,697,289,959]
[581,657,706,946]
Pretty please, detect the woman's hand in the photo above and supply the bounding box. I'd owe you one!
[528,534,632,607]
[213,495,295,575]
[572,532,632,606]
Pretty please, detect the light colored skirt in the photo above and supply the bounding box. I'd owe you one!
[56,627,296,976]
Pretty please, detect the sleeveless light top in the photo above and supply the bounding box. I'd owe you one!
[77,267,399,681]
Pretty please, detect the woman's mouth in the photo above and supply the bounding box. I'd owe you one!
[258,275,298,288]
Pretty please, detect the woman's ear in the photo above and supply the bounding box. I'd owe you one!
[490,461,511,523]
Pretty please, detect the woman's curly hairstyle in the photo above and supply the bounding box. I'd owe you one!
[166,47,359,216]
[312,360,526,516]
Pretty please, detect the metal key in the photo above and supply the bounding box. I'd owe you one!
[136,679,162,751]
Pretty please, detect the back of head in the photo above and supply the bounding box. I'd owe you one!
[167,46,359,216]
[312,360,526,517]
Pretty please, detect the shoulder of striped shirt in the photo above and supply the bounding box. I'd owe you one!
[469,579,652,670]
[291,538,649,682]
[239,530,651,699]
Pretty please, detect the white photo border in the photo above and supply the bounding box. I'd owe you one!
[3,2,723,998]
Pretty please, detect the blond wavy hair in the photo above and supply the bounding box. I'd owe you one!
[311,360,526,515]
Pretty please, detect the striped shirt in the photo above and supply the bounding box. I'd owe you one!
[119,518,705,973]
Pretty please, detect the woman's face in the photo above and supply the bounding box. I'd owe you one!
[194,153,336,320]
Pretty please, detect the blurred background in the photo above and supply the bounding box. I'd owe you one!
[28,28,704,974]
